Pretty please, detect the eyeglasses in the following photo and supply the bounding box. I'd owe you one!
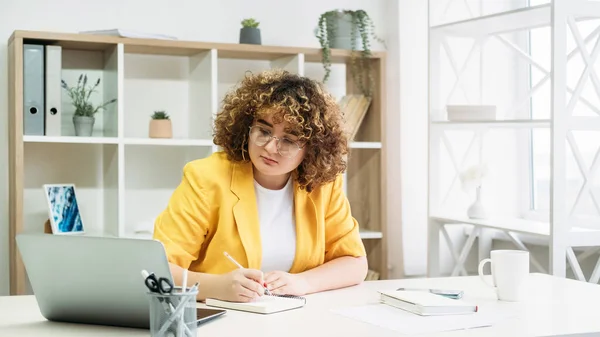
[248,125,304,159]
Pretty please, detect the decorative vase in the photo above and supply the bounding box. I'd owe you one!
[73,116,95,137]
[467,186,487,219]
[239,27,261,45]
[328,12,363,50]
[149,119,172,138]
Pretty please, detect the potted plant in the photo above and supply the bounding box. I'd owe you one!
[61,74,117,137]
[149,110,172,138]
[316,10,384,97]
[239,18,261,45]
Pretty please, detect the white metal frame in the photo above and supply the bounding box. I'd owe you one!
[427,0,600,282]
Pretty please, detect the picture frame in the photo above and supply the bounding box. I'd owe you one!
[43,183,85,235]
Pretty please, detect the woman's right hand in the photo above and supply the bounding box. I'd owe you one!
[215,268,266,302]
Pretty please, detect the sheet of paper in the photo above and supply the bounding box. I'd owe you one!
[332,303,515,335]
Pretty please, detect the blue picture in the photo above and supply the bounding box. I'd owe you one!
[44,184,84,234]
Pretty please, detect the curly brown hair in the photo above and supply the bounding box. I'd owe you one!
[213,69,349,192]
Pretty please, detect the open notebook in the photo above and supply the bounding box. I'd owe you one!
[379,290,478,316]
[206,294,306,314]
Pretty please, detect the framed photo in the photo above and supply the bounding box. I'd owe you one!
[43,184,85,235]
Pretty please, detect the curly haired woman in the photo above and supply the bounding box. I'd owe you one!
[153,69,367,303]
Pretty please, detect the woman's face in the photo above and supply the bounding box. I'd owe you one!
[248,113,306,181]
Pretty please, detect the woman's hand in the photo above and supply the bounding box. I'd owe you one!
[214,269,266,302]
[264,271,310,296]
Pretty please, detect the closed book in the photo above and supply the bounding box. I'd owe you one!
[379,290,478,316]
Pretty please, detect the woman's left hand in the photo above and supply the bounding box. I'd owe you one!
[264,271,310,296]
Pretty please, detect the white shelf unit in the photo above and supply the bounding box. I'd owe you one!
[8,30,388,294]
[427,0,600,282]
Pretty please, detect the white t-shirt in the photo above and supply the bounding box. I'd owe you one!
[253,177,296,273]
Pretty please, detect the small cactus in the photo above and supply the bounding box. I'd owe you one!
[241,18,259,28]
[151,111,170,120]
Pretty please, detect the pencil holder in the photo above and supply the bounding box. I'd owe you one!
[147,287,198,337]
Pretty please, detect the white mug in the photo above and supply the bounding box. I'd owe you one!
[478,250,529,301]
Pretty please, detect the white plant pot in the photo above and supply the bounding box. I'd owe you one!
[467,186,487,219]
[73,116,95,137]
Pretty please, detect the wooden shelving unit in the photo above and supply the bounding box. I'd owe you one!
[7,30,388,295]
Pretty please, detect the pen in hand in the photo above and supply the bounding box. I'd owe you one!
[223,251,272,296]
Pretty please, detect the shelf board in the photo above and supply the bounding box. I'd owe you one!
[123,138,214,147]
[430,4,551,37]
[430,119,550,129]
[359,229,383,239]
[350,141,382,149]
[22,136,382,148]
[430,214,600,246]
[568,116,600,130]
[23,135,119,144]
[10,30,385,63]
[126,230,384,241]
[430,214,550,236]
[128,229,383,240]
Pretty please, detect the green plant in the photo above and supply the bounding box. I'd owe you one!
[241,18,260,28]
[151,110,170,120]
[61,74,117,117]
[316,9,385,97]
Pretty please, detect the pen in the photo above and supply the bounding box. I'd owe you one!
[189,282,199,293]
[142,270,193,337]
[223,252,244,268]
[223,251,272,296]
[181,268,188,293]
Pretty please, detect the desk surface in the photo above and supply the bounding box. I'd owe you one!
[1,273,600,337]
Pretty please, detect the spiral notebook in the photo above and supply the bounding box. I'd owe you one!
[205,294,306,314]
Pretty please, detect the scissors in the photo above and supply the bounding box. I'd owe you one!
[143,271,174,295]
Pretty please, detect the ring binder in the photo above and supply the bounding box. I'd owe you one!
[269,293,307,304]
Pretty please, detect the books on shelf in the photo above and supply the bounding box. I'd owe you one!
[379,290,478,316]
[79,29,178,40]
[365,269,380,281]
[338,94,372,141]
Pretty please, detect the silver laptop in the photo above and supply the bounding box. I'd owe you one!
[16,233,225,329]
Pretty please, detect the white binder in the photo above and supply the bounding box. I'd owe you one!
[23,44,45,135]
[45,45,62,136]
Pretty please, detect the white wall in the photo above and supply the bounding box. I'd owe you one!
[0,0,401,294]
[396,0,429,276]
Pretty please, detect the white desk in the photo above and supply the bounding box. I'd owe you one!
[1,273,600,337]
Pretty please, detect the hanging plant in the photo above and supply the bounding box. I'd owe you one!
[316,9,385,97]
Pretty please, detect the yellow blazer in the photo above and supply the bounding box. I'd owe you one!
[153,151,366,274]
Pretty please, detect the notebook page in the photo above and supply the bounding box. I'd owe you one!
[242,295,295,308]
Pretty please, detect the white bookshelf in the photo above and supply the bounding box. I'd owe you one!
[8,30,388,294]
[427,0,600,282]
[23,135,119,144]
[430,119,551,129]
